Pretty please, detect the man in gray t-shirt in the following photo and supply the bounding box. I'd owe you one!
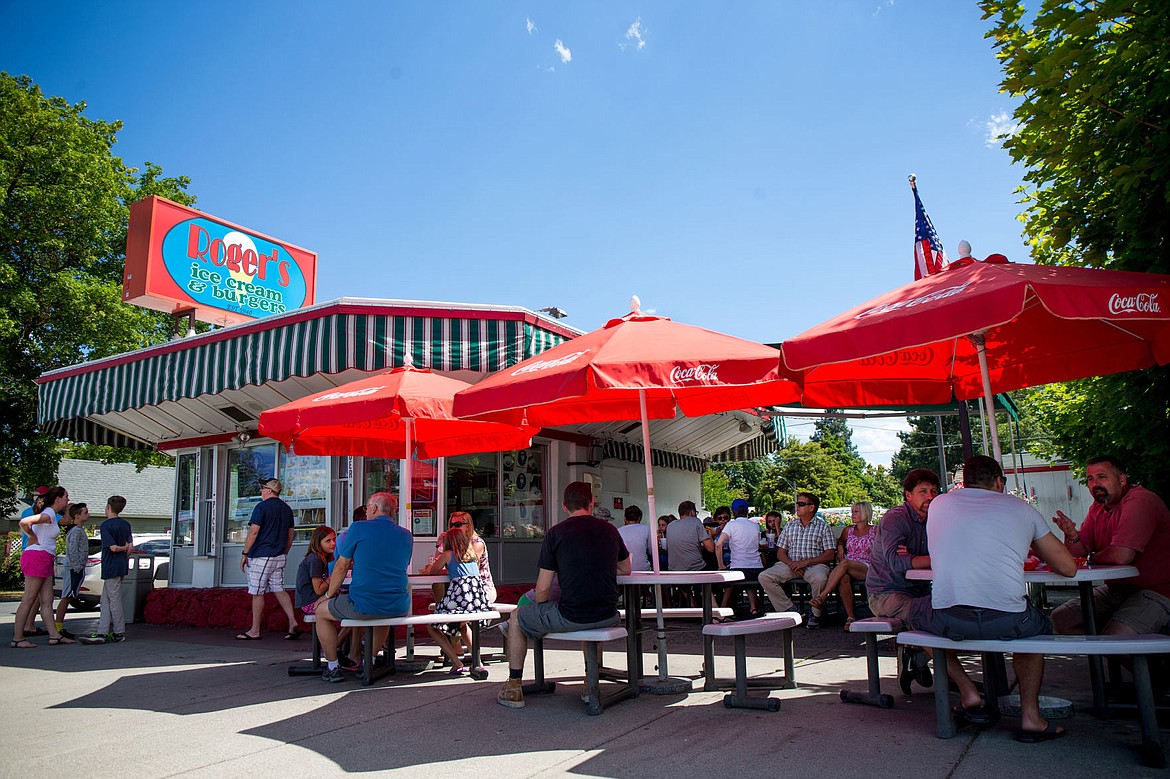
[665,500,713,572]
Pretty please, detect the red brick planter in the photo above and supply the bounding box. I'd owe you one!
[144,583,533,637]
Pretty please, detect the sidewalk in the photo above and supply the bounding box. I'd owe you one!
[2,604,1166,778]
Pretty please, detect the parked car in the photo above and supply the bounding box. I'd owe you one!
[135,538,171,556]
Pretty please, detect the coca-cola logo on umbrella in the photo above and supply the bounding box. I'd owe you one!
[1108,292,1161,315]
[511,350,591,376]
[858,347,935,368]
[854,282,972,320]
[669,363,720,384]
[313,386,387,402]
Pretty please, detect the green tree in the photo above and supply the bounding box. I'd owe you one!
[980,1,1170,495]
[891,416,964,484]
[701,467,742,515]
[0,73,194,513]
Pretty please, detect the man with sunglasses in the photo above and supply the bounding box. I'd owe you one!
[237,478,300,641]
[759,492,836,629]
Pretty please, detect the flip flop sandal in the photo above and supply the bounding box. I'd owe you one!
[447,666,468,676]
[235,633,262,640]
[49,637,76,645]
[283,629,302,640]
[842,618,856,632]
[953,703,996,727]
[10,640,36,649]
[1015,722,1066,743]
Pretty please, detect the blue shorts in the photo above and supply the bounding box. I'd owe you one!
[912,598,1052,641]
[61,568,84,599]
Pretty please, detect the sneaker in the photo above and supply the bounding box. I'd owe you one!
[497,678,525,708]
[107,633,125,643]
[805,614,820,630]
[78,634,107,645]
[911,649,933,688]
[899,646,916,696]
[322,665,345,683]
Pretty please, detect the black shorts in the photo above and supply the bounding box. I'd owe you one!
[61,568,84,599]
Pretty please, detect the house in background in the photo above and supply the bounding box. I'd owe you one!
[4,459,175,536]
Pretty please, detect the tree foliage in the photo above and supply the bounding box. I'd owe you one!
[891,416,965,485]
[701,467,743,515]
[0,73,194,514]
[979,2,1170,495]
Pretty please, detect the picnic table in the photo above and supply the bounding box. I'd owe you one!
[907,564,1138,713]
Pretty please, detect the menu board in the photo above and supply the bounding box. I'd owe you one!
[280,452,328,526]
[501,446,546,538]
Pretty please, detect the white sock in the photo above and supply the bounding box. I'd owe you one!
[327,660,339,670]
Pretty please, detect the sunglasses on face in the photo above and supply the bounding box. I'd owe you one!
[795,501,812,507]
[450,521,466,527]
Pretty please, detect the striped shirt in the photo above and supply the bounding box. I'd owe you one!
[776,517,835,562]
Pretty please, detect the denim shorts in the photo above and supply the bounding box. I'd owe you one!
[913,598,1052,641]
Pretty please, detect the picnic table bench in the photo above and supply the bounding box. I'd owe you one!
[702,611,801,711]
[340,609,500,686]
[898,630,1170,768]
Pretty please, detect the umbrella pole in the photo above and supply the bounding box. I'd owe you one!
[639,390,671,683]
[402,417,413,532]
[969,333,1003,464]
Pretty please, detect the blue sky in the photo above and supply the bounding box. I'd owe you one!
[4,1,1029,468]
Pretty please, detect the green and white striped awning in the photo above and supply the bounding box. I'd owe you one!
[38,299,575,447]
[602,440,707,474]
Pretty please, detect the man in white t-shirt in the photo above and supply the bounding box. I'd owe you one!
[716,498,765,615]
[911,455,1076,743]
[616,505,653,571]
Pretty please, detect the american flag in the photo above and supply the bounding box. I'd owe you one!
[912,179,948,280]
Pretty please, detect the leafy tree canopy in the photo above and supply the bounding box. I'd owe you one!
[979,2,1169,495]
[0,73,195,513]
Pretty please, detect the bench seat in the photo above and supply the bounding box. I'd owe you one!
[898,631,1170,768]
[618,607,734,621]
[840,617,905,709]
[701,612,801,711]
[340,610,500,686]
[528,626,634,715]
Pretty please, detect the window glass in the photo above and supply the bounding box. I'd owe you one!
[174,452,196,547]
[446,452,499,537]
[364,456,438,534]
[223,444,277,543]
[500,445,546,538]
[280,451,329,540]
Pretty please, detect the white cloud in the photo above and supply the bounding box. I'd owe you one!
[526,18,536,35]
[554,39,572,64]
[874,0,895,16]
[622,18,647,51]
[848,419,911,469]
[985,111,1020,148]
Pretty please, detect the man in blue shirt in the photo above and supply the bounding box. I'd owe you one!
[314,491,413,682]
[237,478,300,641]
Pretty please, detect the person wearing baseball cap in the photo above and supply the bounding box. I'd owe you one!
[237,477,300,641]
[717,499,766,617]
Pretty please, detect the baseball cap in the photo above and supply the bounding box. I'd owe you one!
[731,498,749,513]
[592,506,613,520]
[35,486,49,495]
[260,478,283,494]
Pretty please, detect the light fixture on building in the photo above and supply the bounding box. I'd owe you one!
[235,429,253,445]
[536,306,568,319]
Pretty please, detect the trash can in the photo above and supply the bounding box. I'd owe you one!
[121,554,156,624]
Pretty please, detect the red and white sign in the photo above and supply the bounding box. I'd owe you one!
[123,196,317,325]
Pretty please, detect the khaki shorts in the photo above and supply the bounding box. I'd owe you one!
[868,589,931,629]
[1054,584,1170,635]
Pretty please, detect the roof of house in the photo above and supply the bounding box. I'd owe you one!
[55,458,175,521]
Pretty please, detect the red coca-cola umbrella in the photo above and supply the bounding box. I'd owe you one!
[454,298,800,558]
[782,257,1170,461]
[259,359,537,525]
[454,298,799,682]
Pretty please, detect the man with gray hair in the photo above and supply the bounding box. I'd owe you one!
[313,492,413,682]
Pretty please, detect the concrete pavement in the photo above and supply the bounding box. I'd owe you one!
[2,601,1167,778]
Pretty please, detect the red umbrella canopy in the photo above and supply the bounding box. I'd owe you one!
[452,309,800,426]
[258,365,537,459]
[782,258,1170,407]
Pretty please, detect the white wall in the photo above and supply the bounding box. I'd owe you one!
[589,457,703,530]
[1004,463,1094,532]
